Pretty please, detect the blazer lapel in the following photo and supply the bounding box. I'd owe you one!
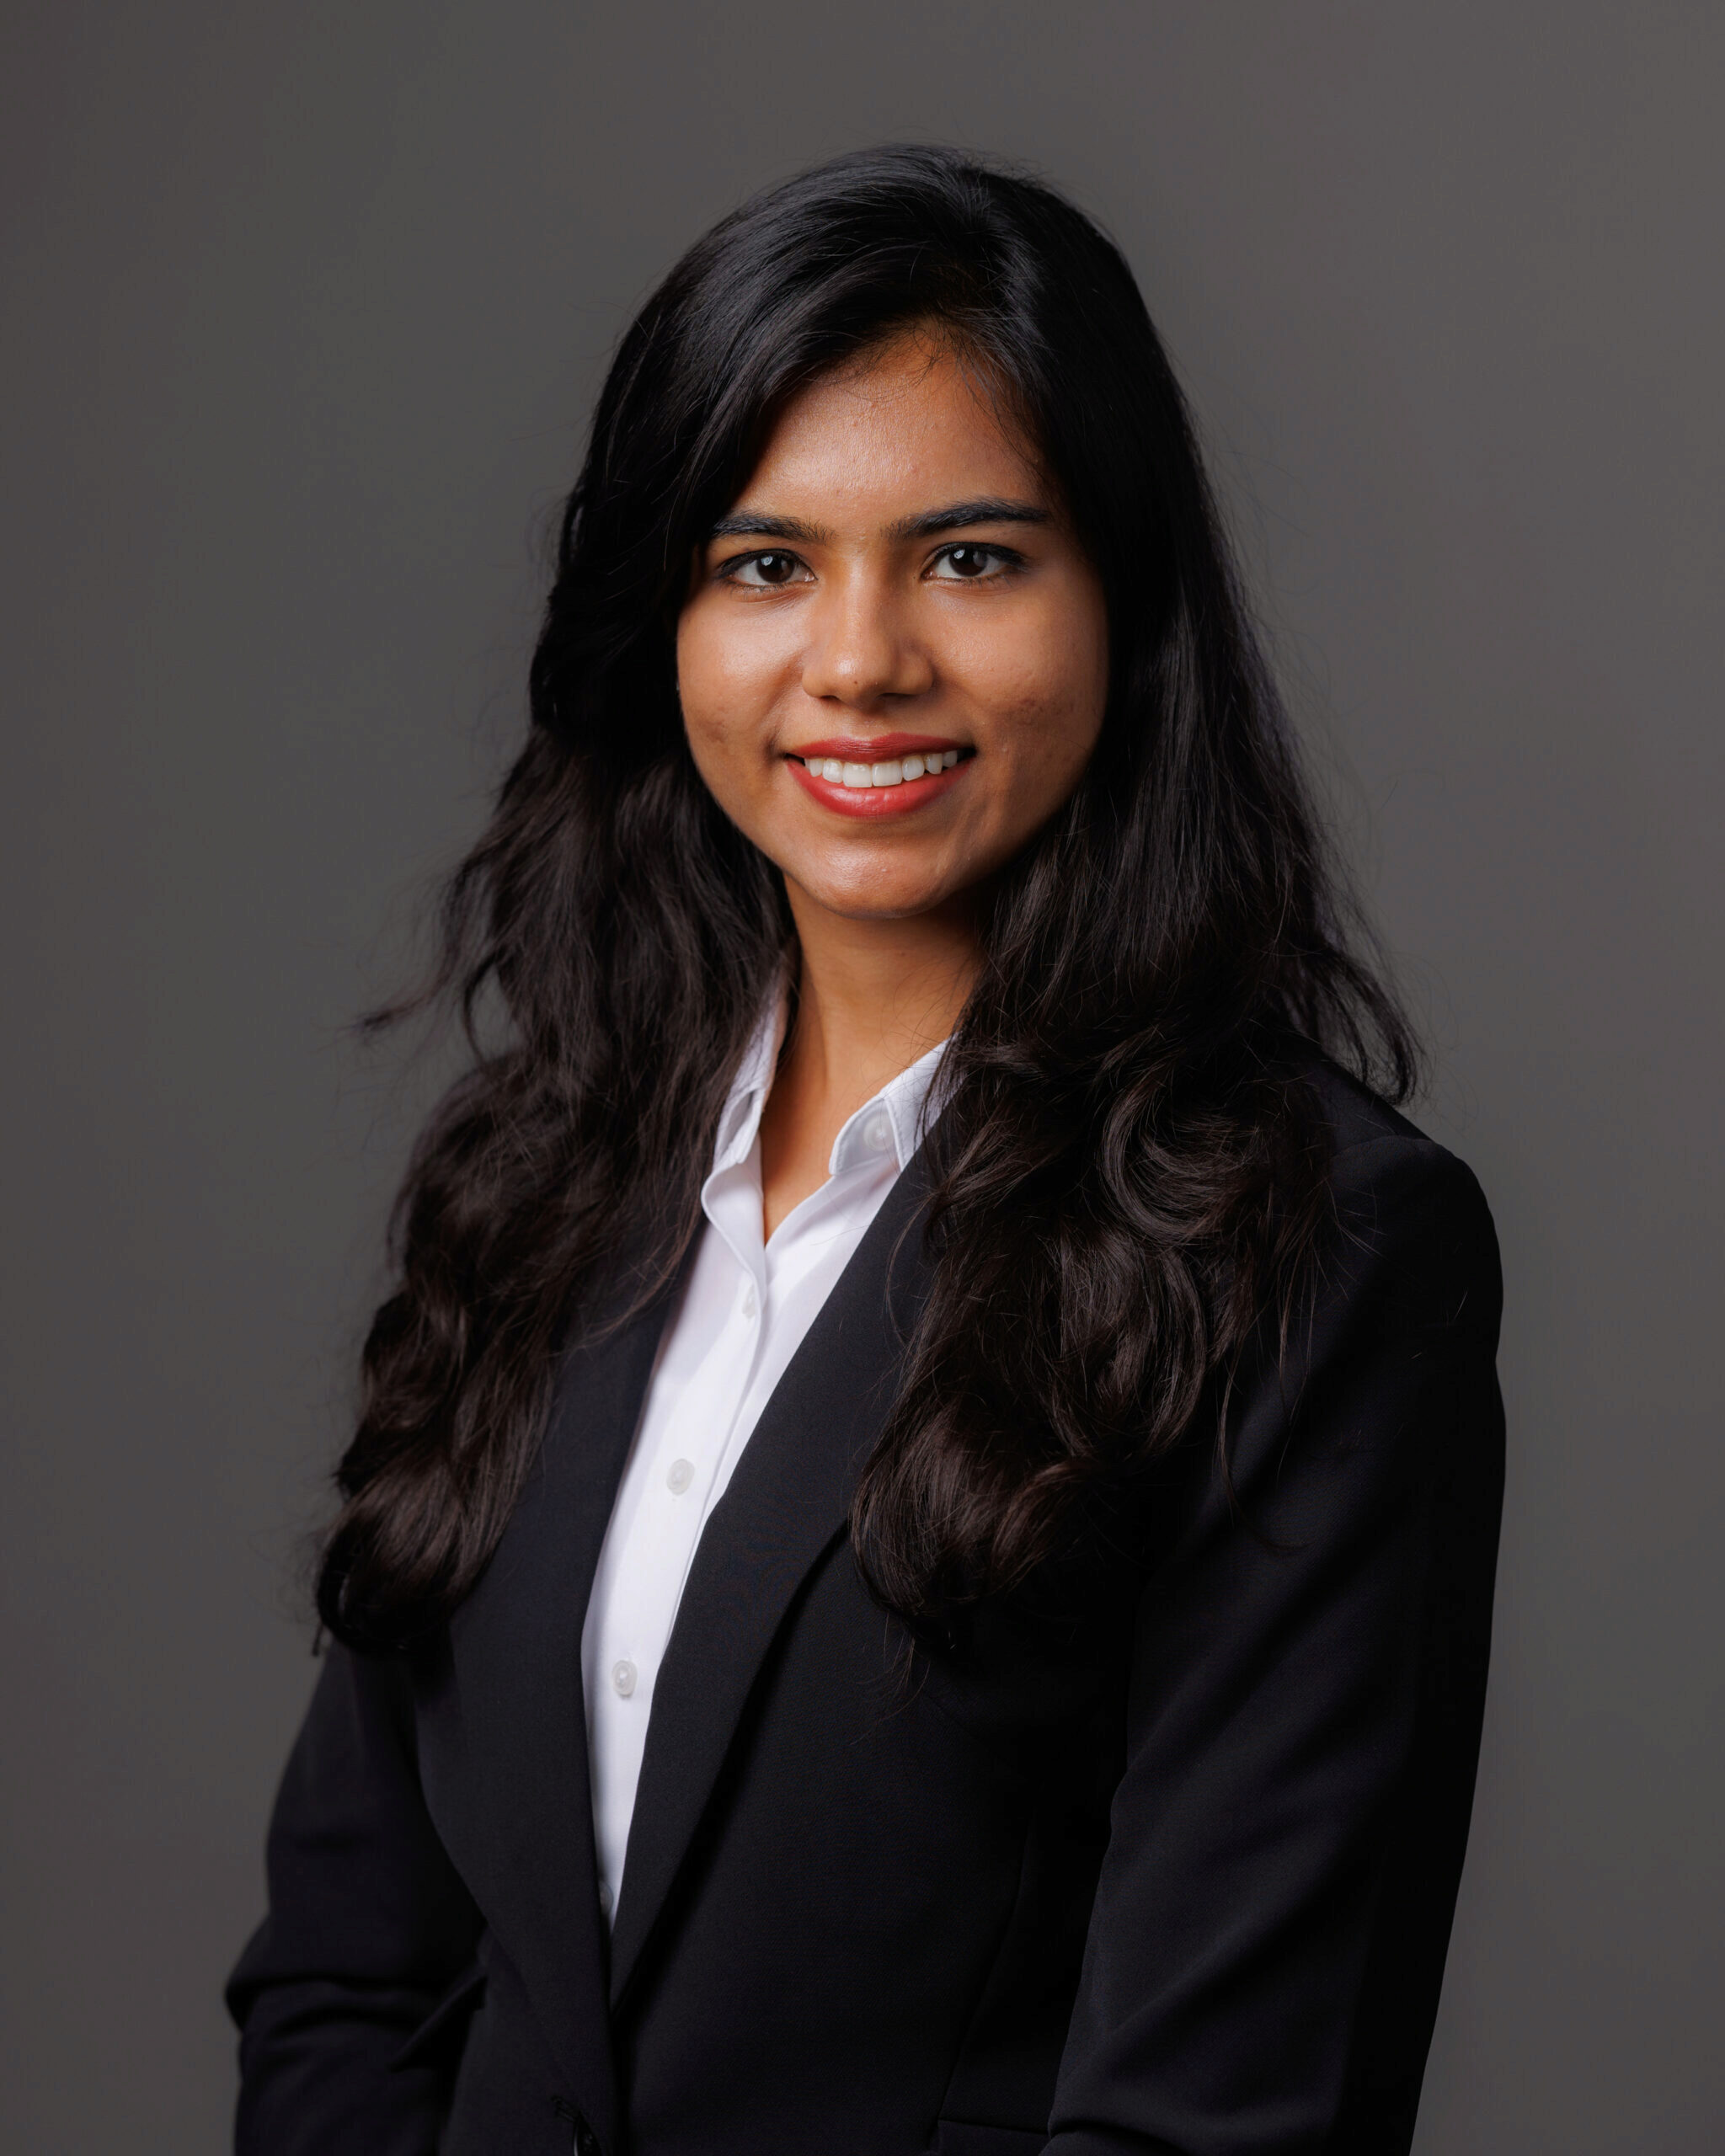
[608,1150,937,2005]
[415,1278,676,2149]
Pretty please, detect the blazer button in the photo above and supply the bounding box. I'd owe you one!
[574,2126,600,2156]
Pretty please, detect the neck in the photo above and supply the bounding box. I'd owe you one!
[756,887,979,1239]
[788,889,979,1099]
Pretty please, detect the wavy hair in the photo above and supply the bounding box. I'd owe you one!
[317,145,1416,1649]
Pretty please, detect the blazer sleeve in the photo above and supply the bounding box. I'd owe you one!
[1047,1134,1505,2156]
[226,1639,483,2155]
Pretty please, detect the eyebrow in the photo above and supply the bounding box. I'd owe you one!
[705,497,1051,546]
[892,497,1051,542]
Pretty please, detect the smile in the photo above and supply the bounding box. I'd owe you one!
[783,739,974,819]
[792,748,964,788]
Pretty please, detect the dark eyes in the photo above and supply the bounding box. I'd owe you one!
[930,543,1012,580]
[724,551,806,588]
[718,542,1021,590]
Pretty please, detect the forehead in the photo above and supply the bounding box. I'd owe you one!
[734,336,1044,520]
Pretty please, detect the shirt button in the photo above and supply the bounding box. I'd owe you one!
[863,1112,892,1153]
[740,1281,758,1318]
[597,1879,612,1916]
[611,1658,637,1697]
[666,1458,693,1494]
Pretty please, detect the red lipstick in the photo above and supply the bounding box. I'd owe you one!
[784,740,973,819]
[790,734,964,760]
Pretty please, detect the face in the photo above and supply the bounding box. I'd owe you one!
[676,334,1110,929]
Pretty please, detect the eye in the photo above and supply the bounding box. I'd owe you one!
[722,550,811,589]
[928,542,1019,582]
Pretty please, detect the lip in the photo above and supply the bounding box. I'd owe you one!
[788,733,968,760]
[787,753,969,819]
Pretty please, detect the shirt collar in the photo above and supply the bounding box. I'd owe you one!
[709,995,950,1182]
[711,998,786,1173]
[827,1037,948,1175]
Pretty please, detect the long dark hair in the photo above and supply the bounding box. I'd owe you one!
[318,145,1415,1651]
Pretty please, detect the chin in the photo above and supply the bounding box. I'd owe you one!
[797,874,957,923]
[820,894,949,923]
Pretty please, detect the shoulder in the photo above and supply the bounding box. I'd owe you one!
[1274,1035,1434,1162]
[1278,1040,1502,1345]
[1190,1043,1507,1528]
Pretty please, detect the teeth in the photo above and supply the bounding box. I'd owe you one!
[801,750,964,787]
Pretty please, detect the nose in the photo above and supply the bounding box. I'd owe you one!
[798,574,934,708]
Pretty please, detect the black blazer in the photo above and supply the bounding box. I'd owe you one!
[227,1061,1503,2156]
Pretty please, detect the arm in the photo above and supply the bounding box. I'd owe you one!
[1049,1136,1504,2156]
[227,1641,483,2155]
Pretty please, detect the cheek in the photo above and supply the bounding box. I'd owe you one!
[677,627,753,799]
[676,607,796,765]
[965,607,1108,783]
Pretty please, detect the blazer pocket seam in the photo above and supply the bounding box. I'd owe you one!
[931,1811,1039,2128]
[932,2121,1050,2154]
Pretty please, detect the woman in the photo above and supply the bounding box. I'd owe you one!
[228,147,1503,2156]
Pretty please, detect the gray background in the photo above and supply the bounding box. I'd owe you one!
[3,3,1721,2149]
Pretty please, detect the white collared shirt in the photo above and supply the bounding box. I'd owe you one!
[579,1006,948,1924]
